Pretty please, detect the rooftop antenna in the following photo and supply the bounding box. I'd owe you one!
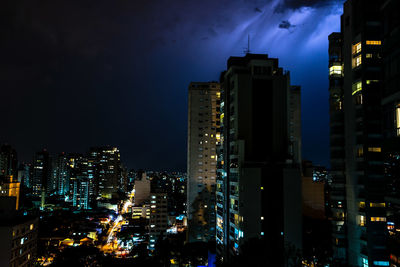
[244,34,251,54]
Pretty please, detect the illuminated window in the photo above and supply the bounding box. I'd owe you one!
[366,40,381,45]
[30,224,34,230]
[352,42,362,54]
[366,80,379,85]
[373,261,389,266]
[368,147,381,152]
[329,65,343,76]
[352,81,362,95]
[396,104,400,136]
[260,187,264,190]
[362,257,369,267]
[353,54,362,68]
[359,202,365,209]
[220,113,224,123]
[371,217,386,222]
[360,215,366,226]
[357,147,364,157]
[234,214,239,225]
[366,53,373,58]
[370,203,386,208]
[216,92,221,99]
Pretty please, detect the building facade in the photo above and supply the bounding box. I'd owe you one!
[0,145,18,178]
[0,176,20,210]
[187,82,220,242]
[216,53,302,265]
[330,1,392,266]
[328,31,348,263]
[149,192,168,250]
[32,150,51,198]
[89,146,121,198]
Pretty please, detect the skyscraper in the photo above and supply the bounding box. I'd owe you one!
[32,150,51,198]
[187,82,220,242]
[50,152,70,196]
[216,53,302,265]
[0,145,18,178]
[70,155,90,209]
[328,31,347,264]
[88,146,121,199]
[330,1,389,266]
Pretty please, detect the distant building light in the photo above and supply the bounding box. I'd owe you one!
[373,261,389,266]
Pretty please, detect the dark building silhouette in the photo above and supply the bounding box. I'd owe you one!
[31,150,51,199]
[0,145,18,179]
[381,0,400,266]
[328,1,400,265]
[328,31,347,263]
[216,53,302,265]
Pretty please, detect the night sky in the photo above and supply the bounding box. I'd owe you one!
[1,0,344,171]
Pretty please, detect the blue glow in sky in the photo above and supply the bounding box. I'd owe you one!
[1,0,344,170]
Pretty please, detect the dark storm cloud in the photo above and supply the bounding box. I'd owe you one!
[275,0,340,12]
[279,20,296,29]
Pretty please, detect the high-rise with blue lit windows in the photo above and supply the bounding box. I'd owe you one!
[216,53,302,265]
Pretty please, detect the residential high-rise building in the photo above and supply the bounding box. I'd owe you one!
[0,197,38,267]
[328,32,347,263]
[88,146,121,198]
[187,82,220,242]
[216,53,302,265]
[17,163,31,189]
[0,215,38,267]
[330,1,389,266]
[0,145,18,178]
[71,156,90,209]
[50,152,70,196]
[134,172,150,206]
[381,0,400,266]
[149,191,168,250]
[32,150,51,198]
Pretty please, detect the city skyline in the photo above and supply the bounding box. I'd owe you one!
[1,1,400,266]
[1,0,346,171]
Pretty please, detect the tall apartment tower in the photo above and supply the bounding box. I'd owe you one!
[71,156,90,209]
[380,0,400,266]
[149,191,168,250]
[32,150,51,197]
[330,1,388,266]
[328,32,347,264]
[0,145,18,178]
[89,146,121,198]
[50,152,70,196]
[216,54,302,265]
[187,82,220,242]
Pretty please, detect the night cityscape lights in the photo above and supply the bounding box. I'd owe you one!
[1,0,400,267]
